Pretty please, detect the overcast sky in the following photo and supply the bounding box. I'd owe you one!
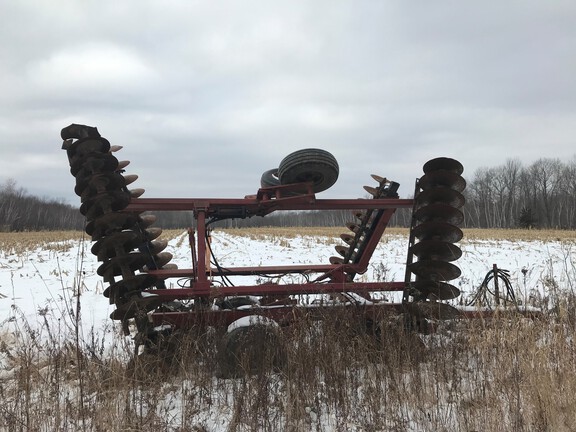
[1,1,575,206]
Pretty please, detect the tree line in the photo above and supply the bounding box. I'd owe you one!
[0,179,84,231]
[1,155,575,232]
[464,157,576,229]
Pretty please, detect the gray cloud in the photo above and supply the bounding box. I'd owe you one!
[1,0,575,205]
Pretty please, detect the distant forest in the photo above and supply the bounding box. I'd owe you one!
[0,179,84,231]
[1,156,575,231]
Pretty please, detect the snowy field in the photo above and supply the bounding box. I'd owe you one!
[1,229,575,431]
[1,230,574,339]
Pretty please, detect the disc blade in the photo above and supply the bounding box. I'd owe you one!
[408,280,461,301]
[145,227,163,240]
[408,260,461,281]
[103,274,157,301]
[150,251,173,269]
[416,188,465,208]
[363,185,378,197]
[139,214,157,227]
[110,293,161,320]
[117,160,130,170]
[97,252,148,278]
[418,171,466,192]
[346,222,361,233]
[67,137,111,159]
[414,204,464,225]
[411,221,463,243]
[80,191,131,220]
[335,245,349,257]
[148,239,168,254]
[405,301,462,320]
[130,188,145,199]
[91,231,142,260]
[123,174,138,185]
[86,212,141,239]
[71,153,118,176]
[422,157,463,175]
[340,233,355,245]
[410,240,462,262]
[75,172,126,197]
[329,256,344,264]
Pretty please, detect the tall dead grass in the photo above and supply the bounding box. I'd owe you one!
[2,307,576,431]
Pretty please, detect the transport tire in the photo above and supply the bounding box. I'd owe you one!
[260,168,280,188]
[278,149,339,193]
[216,316,286,378]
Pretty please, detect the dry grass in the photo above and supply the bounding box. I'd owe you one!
[0,231,85,255]
[221,226,576,242]
[462,228,576,242]
[222,226,411,239]
[2,308,576,431]
[0,229,185,255]
[1,228,573,255]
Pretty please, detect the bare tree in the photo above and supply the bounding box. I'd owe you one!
[529,158,563,228]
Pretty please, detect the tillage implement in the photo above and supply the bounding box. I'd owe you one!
[61,124,467,368]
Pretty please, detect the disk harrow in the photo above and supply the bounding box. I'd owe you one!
[60,124,468,368]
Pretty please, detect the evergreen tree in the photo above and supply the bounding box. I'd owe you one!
[518,206,537,229]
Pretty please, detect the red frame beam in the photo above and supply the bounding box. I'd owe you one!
[126,197,414,213]
[144,281,406,300]
[151,302,406,329]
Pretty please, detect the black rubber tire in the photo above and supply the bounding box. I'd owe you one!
[278,148,339,193]
[260,168,280,188]
[217,296,257,310]
[216,323,286,378]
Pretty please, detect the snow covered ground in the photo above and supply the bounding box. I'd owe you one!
[1,230,574,350]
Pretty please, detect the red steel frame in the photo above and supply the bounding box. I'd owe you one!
[124,183,415,329]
